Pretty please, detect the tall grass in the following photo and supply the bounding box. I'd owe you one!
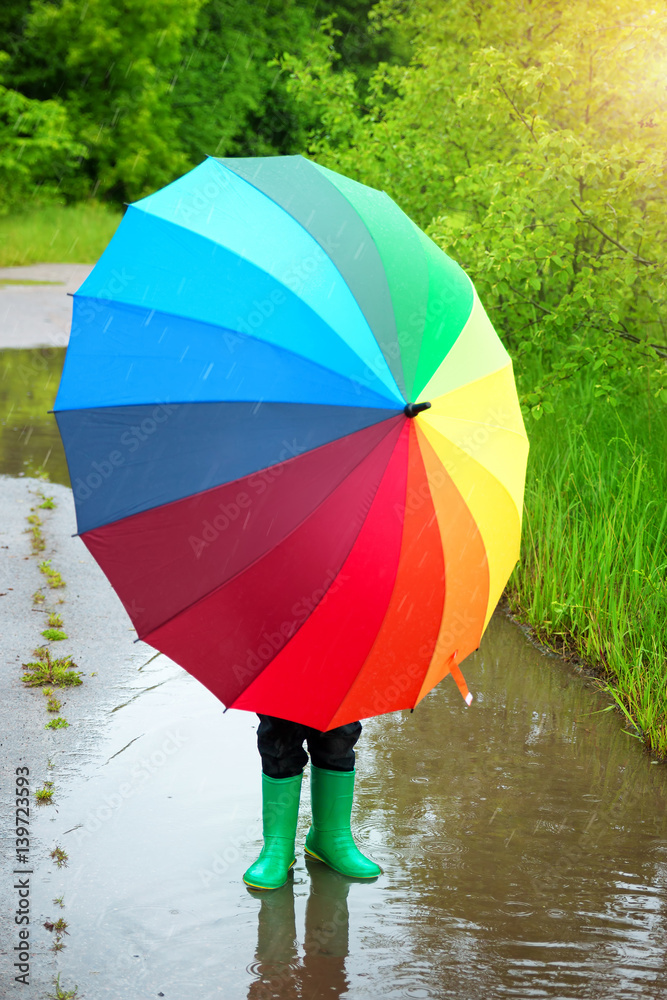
[508,398,667,757]
[0,202,122,267]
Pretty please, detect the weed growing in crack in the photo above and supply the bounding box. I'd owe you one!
[50,846,68,867]
[41,628,68,641]
[22,649,82,687]
[38,559,65,589]
[45,717,69,730]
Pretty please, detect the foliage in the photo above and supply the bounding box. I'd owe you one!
[26,512,45,552]
[172,0,317,163]
[281,0,667,415]
[0,67,86,215]
[0,1,29,57]
[4,0,405,204]
[141,0,407,168]
[10,0,204,202]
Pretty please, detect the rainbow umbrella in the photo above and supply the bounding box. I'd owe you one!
[54,156,529,730]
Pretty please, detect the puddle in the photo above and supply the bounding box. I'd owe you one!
[3,349,666,997]
[26,614,667,999]
[0,347,69,484]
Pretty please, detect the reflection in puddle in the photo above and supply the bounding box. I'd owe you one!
[28,616,667,999]
[0,347,69,483]
[247,860,351,1000]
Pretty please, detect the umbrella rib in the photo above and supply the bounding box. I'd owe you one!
[399,217,436,401]
[139,417,404,643]
[308,180,415,400]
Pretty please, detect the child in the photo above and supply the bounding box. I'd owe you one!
[243,715,382,889]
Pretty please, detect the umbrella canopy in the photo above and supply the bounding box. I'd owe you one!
[54,155,529,730]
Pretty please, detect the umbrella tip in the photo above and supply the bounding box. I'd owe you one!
[404,401,431,418]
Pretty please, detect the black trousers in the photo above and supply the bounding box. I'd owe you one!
[257,715,362,779]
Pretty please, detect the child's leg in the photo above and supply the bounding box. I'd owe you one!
[257,714,309,777]
[305,721,361,772]
[244,715,307,890]
[304,722,381,880]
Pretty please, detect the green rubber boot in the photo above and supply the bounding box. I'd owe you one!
[304,766,381,879]
[243,772,303,890]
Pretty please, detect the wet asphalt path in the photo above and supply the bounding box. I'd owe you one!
[0,265,92,350]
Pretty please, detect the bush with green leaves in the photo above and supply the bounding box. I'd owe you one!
[0,66,85,214]
[281,0,667,416]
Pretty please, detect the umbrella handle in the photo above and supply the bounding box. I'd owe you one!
[403,401,431,418]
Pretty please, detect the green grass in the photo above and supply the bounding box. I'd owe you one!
[45,717,69,730]
[46,973,78,999]
[508,398,667,757]
[41,628,68,641]
[26,513,45,553]
[0,201,122,267]
[0,278,61,286]
[38,559,65,589]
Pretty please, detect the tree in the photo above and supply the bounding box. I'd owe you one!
[5,0,407,203]
[10,0,203,202]
[170,0,409,166]
[170,0,315,164]
[280,0,667,413]
[0,56,85,214]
